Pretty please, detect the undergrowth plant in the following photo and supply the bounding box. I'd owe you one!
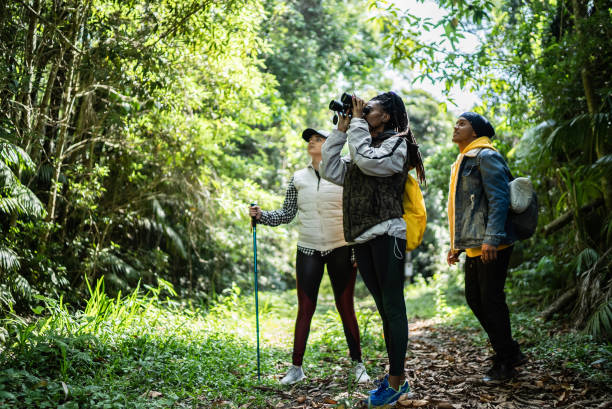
[1,274,610,408]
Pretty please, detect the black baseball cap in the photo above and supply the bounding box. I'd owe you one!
[302,128,330,142]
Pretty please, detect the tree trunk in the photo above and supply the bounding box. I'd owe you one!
[15,0,40,137]
[542,288,577,321]
[570,0,611,214]
[45,4,87,223]
[543,198,605,236]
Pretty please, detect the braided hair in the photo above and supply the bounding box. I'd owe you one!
[371,91,426,184]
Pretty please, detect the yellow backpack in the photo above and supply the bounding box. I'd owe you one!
[403,173,427,251]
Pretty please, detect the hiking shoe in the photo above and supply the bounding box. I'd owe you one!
[355,362,371,383]
[488,350,528,368]
[366,379,410,407]
[369,374,389,394]
[482,361,516,382]
[280,365,305,385]
[508,350,528,367]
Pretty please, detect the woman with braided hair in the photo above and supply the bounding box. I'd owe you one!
[321,91,425,407]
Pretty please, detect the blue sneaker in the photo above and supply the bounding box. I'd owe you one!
[369,374,389,394]
[367,379,410,407]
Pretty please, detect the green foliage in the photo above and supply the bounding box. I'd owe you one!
[2,277,609,407]
[0,137,46,308]
[0,279,272,408]
[262,0,386,107]
[0,139,44,218]
[0,0,392,312]
[585,299,612,341]
[371,0,612,338]
[0,278,382,408]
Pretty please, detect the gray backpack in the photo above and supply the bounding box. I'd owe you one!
[477,150,538,240]
[508,177,538,240]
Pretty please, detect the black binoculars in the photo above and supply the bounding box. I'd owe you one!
[329,92,353,124]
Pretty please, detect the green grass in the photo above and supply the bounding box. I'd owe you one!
[0,276,388,408]
[0,272,610,408]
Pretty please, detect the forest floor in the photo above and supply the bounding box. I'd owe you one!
[200,276,612,409]
[267,318,612,409]
[1,275,610,408]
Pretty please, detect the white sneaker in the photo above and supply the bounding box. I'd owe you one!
[354,362,371,383]
[280,365,305,385]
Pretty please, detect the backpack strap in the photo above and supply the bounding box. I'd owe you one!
[475,147,515,181]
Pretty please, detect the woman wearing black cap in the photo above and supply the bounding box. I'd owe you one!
[447,112,526,382]
[249,128,370,385]
[320,92,426,407]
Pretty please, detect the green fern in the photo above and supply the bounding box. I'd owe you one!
[0,139,35,172]
[0,247,20,273]
[12,273,31,297]
[590,154,612,177]
[0,183,45,217]
[163,225,187,258]
[576,248,599,276]
[36,163,55,184]
[0,141,45,218]
[545,113,611,161]
[136,213,187,259]
[585,299,612,339]
[0,283,15,309]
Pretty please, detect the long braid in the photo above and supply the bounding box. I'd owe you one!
[372,92,426,185]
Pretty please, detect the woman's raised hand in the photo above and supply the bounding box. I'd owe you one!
[249,205,262,220]
[337,112,351,133]
[352,95,365,118]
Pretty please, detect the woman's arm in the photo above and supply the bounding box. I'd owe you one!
[258,177,299,226]
[320,129,350,186]
[479,151,511,246]
[348,118,407,177]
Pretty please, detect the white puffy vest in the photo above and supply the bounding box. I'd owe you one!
[293,166,347,251]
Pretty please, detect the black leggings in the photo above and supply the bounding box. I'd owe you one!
[354,234,408,377]
[293,246,361,366]
[465,246,519,359]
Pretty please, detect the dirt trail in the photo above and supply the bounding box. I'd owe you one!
[268,319,611,409]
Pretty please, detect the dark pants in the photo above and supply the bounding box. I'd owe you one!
[465,246,519,360]
[293,246,361,366]
[355,234,408,377]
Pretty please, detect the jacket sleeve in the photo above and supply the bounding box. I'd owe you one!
[348,118,407,177]
[320,129,351,186]
[479,151,510,246]
[259,177,298,226]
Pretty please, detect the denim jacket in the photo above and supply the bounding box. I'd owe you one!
[454,148,517,248]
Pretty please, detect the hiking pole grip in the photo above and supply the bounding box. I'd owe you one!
[250,201,257,228]
[250,201,261,381]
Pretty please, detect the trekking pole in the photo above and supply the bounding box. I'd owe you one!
[250,202,261,381]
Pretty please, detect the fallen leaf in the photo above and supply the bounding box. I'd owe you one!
[535,380,544,388]
[436,402,455,409]
[397,398,429,407]
[33,380,48,389]
[479,394,494,402]
[323,398,337,404]
[296,396,306,403]
[143,390,162,399]
[61,382,69,400]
